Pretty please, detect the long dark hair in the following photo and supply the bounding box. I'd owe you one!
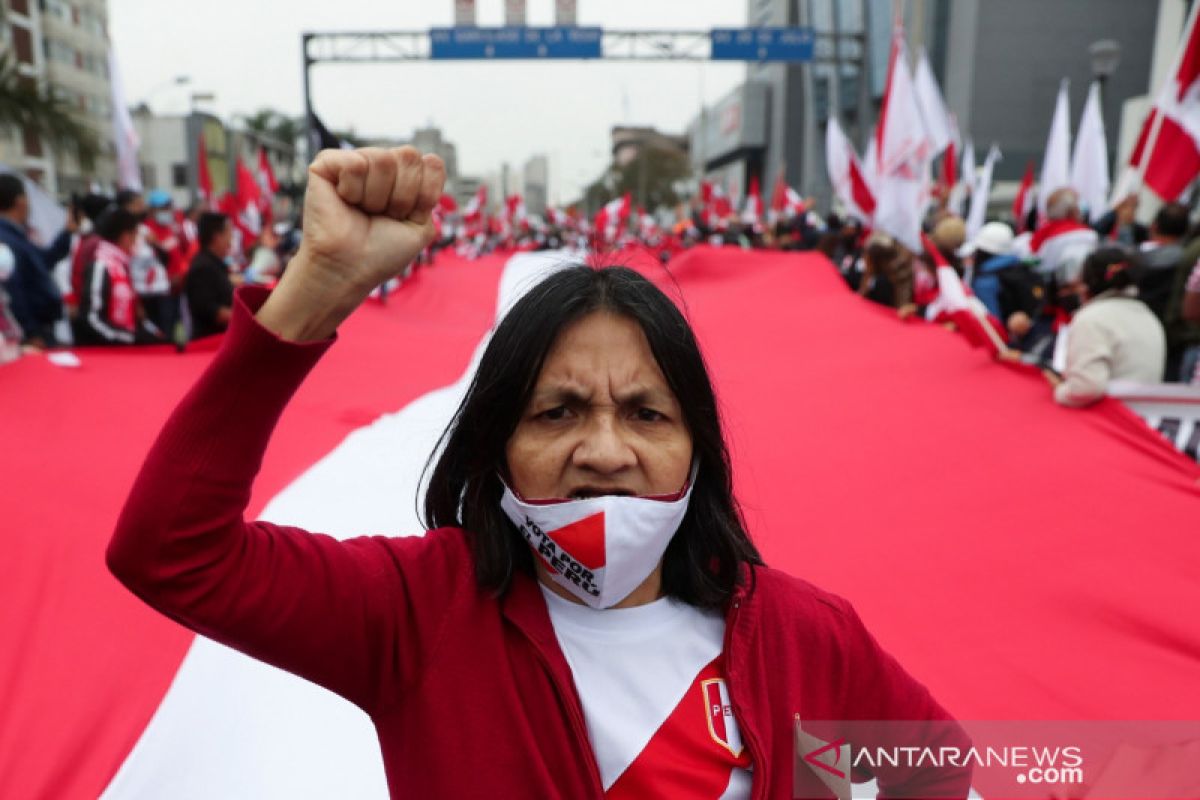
[421,265,763,609]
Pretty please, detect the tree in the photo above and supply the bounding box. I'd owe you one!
[0,52,100,172]
[582,142,692,215]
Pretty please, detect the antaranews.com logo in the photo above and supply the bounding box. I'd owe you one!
[794,719,1200,799]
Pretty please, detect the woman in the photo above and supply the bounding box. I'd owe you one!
[1050,247,1166,407]
[108,147,969,798]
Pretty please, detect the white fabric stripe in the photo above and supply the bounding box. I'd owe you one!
[100,251,579,799]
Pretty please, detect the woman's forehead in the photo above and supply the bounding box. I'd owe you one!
[537,313,670,388]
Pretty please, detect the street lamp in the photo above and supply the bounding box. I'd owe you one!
[139,75,191,111]
[1088,39,1121,87]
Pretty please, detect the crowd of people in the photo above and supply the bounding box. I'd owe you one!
[3,168,1199,408]
[0,174,299,361]
[831,187,1200,402]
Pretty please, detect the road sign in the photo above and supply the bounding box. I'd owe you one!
[430,26,602,59]
[710,27,815,62]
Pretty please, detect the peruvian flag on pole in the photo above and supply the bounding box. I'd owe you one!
[234,158,264,237]
[825,117,876,223]
[1012,160,1036,232]
[1124,1,1200,201]
[873,22,932,251]
[196,133,213,208]
[257,147,280,199]
[741,175,763,228]
[463,184,487,223]
[1036,80,1072,218]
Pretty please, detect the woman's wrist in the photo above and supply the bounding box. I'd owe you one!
[254,252,366,342]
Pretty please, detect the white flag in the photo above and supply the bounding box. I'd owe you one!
[965,144,1002,243]
[1037,80,1072,217]
[108,48,142,192]
[914,48,954,155]
[874,28,931,252]
[1070,81,1110,223]
[825,118,875,223]
[950,138,975,216]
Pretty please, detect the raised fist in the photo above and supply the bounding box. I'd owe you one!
[255,147,446,342]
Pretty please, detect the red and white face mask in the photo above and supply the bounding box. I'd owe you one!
[499,469,696,609]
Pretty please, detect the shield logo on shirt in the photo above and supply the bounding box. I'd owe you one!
[701,678,744,757]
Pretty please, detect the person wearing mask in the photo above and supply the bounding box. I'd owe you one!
[1048,247,1166,407]
[73,208,166,346]
[0,174,72,346]
[107,146,971,798]
[185,212,236,339]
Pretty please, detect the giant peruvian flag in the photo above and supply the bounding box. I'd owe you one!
[1127,1,1200,201]
[3,249,1200,797]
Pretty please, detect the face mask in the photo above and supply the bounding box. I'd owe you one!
[0,243,14,281]
[154,210,173,225]
[500,468,696,609]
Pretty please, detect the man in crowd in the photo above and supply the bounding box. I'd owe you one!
[73,207,166,346]
[1136,202,1188,324]
[1027,187,1099,282]
[185,212,236,339]
[0,174,72,347]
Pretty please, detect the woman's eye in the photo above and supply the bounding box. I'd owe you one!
[635,408,665,422]
[540,406,568,421]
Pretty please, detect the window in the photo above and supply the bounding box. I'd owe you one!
[12,25,34,65]
[11,0,30,15]
[140,164,156,189]
[172,163,189,188]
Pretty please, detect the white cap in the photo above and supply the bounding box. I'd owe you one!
[961,221,1015,257]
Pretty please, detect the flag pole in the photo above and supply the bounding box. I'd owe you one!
[1129,0,1200,193]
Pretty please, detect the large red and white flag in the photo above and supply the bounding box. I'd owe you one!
[825,117,876,224]
[1070,81,1110,223]
[1125,2,1200,201]
[5,248,1200,798]
[873,25,931,250]
[1037,80,1072,217]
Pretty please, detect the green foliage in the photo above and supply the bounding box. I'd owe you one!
[0,52,100,171]
[583,143,692,214]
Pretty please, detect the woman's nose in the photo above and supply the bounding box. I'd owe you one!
[572,415,637,474]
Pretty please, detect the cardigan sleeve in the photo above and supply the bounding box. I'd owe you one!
[107,285,453,712]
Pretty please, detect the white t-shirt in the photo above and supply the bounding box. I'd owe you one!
[541,585,752,799]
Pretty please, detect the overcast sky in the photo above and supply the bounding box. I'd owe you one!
[109,0,750,203]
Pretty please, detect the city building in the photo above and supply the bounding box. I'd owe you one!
[693,0,1165,211]
[132,107,296,210]
[522,153,548,216]
[0,0,117,195]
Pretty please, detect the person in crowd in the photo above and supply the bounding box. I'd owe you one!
[65,192,115,318]
[1180,260,1200,384]
[0,241,24,362]
[967,222,1023,320]
[1048,247,1166,407]
[73,207,166,346]
[184,212,236,339]
[243,225,283,286]
[0,174,72,347]
[1092,194,1148,247]
[1136,202,1189,324]
[1027,187,1099,282]
[133,190,179,335]
[107,145,971,799]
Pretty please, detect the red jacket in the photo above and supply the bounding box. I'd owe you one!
[107,286,970,799]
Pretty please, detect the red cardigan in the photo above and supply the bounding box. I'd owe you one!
[107,287,970,799]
